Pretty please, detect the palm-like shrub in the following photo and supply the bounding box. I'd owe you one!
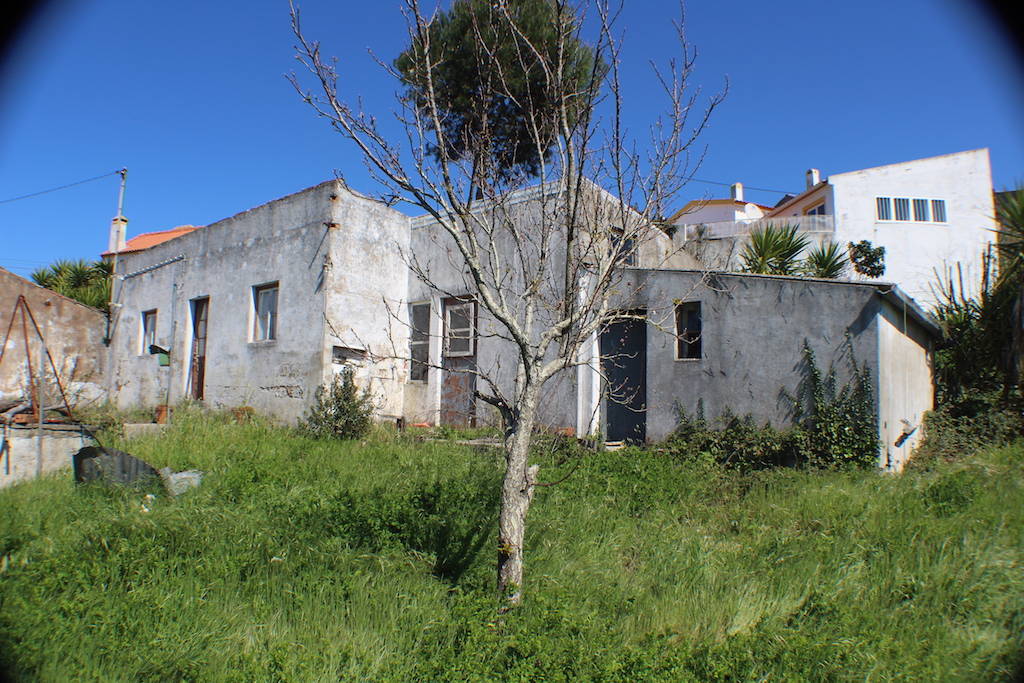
[933,183,1024,405]
[739,224,809,275]
[31,259,112,310]
[802,241,849,279]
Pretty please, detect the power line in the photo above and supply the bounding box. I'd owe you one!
[688,177,795,195]
[0,169,123,205]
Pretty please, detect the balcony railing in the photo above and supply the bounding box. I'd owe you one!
[677,214,835,240]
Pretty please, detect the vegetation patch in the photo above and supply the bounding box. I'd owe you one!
[0,411,1020,680]
[667,342,878,471]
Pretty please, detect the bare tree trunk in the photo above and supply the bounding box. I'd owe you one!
[497,385,540,605]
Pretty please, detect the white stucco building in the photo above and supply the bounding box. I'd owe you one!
[672,149,998,306]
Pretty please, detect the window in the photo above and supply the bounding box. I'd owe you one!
[804,202,826,216]
[913,198,930,222]
[409,302,430,382]
[609,227,636,267]
[253,283,278,341]
[876,197,892,221]
[445,300,475,357]
[878,196,946,223]
[675,302,701,360]
[893,198,911,221]
[142,309,157,353]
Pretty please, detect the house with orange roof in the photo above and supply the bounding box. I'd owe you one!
[101,225,200,258]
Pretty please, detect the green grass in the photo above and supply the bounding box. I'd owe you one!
[0,408,1022,681]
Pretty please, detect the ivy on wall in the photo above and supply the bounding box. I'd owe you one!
[668,341,879,470]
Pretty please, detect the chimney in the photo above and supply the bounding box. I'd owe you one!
[806,169,820,190]
[109,215,128,253]
[730,182,744,202]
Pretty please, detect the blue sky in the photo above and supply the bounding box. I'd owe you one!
[0,0,1021,277]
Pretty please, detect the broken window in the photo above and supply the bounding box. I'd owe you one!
[142,309,157,353]
[253,283,278,342]
[675,302,701,360]
[333,346,368,365]
[445,300,475,358]
[409,302,430,382]
[609,227,636,267]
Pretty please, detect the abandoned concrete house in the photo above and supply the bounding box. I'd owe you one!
[669,148,997,307]
[99,177,939,471]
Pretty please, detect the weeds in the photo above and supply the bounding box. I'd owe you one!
[0,414,1021,681]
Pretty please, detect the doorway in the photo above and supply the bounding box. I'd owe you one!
[440,298,476,427]
[600,313,647,444]
[189,297,209,401]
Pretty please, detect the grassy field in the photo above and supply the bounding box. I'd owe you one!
[0,408,1021,681]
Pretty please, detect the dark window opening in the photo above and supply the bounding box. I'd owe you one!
[675,302,701,360]
[409,302,430,382]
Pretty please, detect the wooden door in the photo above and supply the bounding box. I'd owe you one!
[440,299,476,427]
[189,297,209,401]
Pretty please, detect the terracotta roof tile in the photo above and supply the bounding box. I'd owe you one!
[102,225,200,257]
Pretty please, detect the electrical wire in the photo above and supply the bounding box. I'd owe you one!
[688,177,795,195]
[0,170,123,205]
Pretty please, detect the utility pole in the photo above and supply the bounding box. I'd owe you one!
[104,168,128,346]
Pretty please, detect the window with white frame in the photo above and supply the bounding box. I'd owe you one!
[142,309,157,353]
[893,198,911,221]
[913,198,930,222]
[877,196,947,223]
[675,302,701,360]
[876,197,892,221]
[409,302,430,382]
[445,300,475,357]
[804,202,826,216]
[253,282,278,341]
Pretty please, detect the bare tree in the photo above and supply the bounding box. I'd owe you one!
[290,0,723,606]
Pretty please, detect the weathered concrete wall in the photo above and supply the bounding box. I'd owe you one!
[108,181,409,424]
[633,271,884,443]
[877,297,934,471]
[0,425,93,488]
[323,186,411,420]
[0,268,107,406]
[403,186,626,431]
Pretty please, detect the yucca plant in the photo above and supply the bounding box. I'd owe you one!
[995,187,1024,389]
[31,258,112,310]
[802,240,849,279]
[739,223,809,275]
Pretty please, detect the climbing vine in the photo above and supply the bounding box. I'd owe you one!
[669,341,879,470]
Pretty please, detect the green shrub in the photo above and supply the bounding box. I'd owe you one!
[910,400,1024,468]
[299,367,375,440]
